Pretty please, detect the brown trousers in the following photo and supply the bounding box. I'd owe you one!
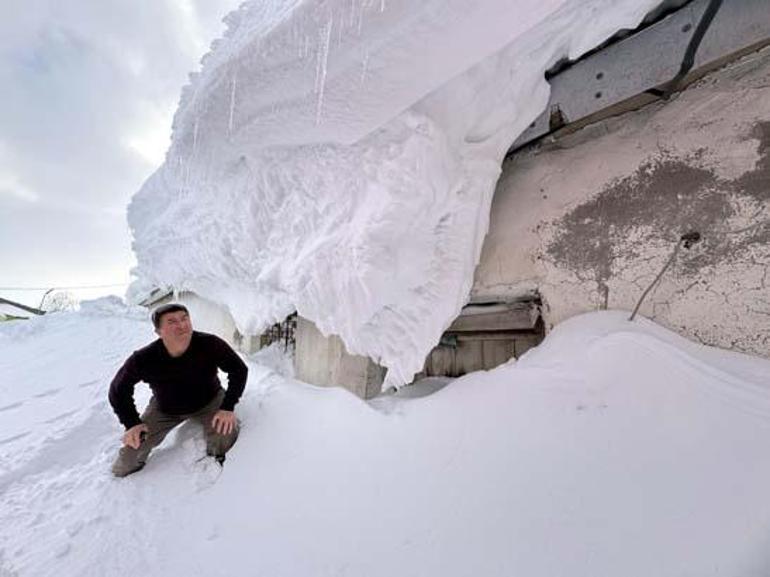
[112,388,239,478]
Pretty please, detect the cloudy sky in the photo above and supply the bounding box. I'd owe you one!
[0,0,241,307]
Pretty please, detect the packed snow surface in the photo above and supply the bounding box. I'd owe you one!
[129,0,662,387]
[3,304,770,576]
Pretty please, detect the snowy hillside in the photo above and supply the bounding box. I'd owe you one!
[2,304,770,576]
[129,0,663,388]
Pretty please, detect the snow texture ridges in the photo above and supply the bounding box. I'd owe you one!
[129,0,662,387]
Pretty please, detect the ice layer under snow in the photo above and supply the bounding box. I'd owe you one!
[129,0,663,387]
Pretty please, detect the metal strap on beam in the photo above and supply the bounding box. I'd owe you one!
[510,0,770,152]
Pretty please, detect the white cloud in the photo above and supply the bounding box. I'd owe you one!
[0,170,38,202]
[124,103,175,167]
[0,0,241,296]
[0,142,38,202]
[169,0,210,57]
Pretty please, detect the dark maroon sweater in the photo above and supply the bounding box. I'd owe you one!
[108,331,248,430]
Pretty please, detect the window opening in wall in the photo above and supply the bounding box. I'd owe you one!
[418,296,545,380]
[259,312,297,352]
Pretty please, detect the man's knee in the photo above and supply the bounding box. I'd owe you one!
[112,461,145,478]
[111,446,147,478]
[206,425,239,457]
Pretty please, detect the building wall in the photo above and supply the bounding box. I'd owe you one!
[474,46,770,358]
[182,293,241,346]
[150,291,257,353]
[295,316,385,399]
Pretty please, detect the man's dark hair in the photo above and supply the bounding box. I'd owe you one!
[151,303,189,329]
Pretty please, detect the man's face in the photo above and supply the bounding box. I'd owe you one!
[156,310,193,349]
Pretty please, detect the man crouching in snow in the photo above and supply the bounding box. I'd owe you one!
[108,303,248,477]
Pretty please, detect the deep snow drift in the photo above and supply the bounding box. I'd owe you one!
[2,304,770,576]
[129,0,662,388]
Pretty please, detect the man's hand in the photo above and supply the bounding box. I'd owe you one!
[212,410,236,435]
[123,423,149,449]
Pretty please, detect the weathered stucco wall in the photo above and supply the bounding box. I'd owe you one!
[475,46,770,358]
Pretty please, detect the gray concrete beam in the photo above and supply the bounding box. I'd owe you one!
[511,0,770,151]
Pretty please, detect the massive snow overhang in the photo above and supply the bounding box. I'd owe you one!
[129,0,663,388]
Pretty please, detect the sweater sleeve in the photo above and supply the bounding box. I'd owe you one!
[213,337,248,411]
[108,353,143,430]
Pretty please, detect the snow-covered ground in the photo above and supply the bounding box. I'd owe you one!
[2,301,770,576]
[129,0,662,388]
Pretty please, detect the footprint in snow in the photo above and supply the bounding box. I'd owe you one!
[27,513,45,528]
[0,401,24,413]
[66,521,84,537]
[77,379,100,389]
[44,409,80,424]
[54,543,71,558]
[0,432,31,446]
[191,457,223,492]
[33,388,62,398]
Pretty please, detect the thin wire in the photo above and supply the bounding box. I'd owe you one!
[629,241,682,322]
[646,0,724,98]
[0,283,129,291]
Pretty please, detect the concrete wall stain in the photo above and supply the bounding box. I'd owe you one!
[735,121,770,247]
[737,121,770,203]
[546,120,770,291]
[478,46,770,358]
[546,153,728,289]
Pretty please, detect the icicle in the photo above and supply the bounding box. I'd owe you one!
[380,0,386,12]
[337,10,344,48]
[360,50,370,84]
[314,41,323,94]
[180,156,189,195]
[192,117,199,156]
[315,14,333,124]
[357,2,365,35]
[228,72,238,136]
